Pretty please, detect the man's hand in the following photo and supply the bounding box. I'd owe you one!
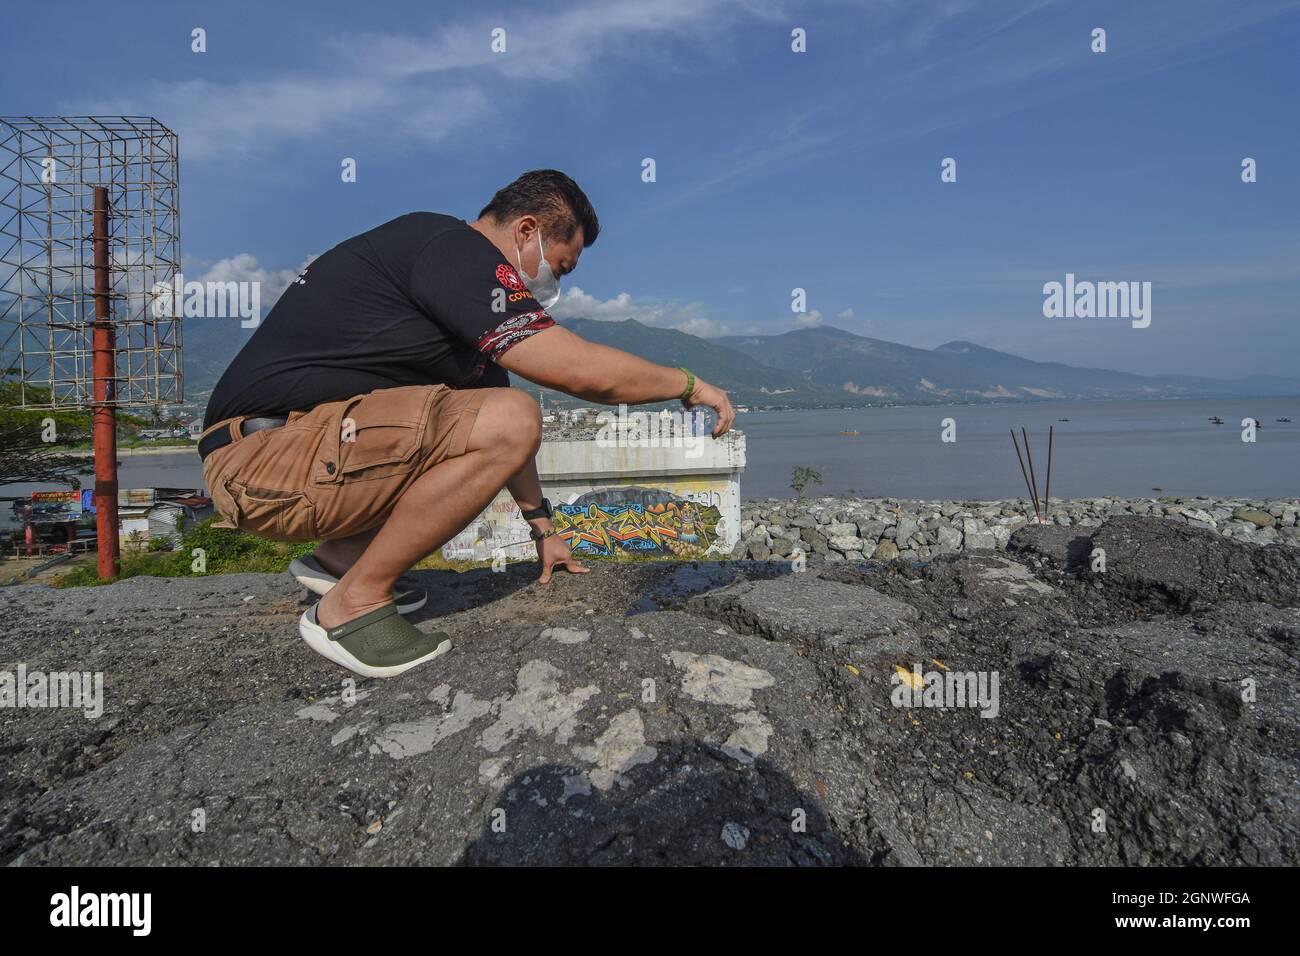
[683,377,735,437]
[536,530,588,584]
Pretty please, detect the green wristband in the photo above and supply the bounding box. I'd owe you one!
[678,367,695,402]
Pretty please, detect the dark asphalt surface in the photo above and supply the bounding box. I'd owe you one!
[1,516,1295,865]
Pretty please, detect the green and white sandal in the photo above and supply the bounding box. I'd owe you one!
[299,602,451,678]
[289,554,427,614]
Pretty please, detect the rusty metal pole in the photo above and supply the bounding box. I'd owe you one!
[92,186,120,579]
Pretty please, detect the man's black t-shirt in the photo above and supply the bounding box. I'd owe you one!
[203,212,554,428]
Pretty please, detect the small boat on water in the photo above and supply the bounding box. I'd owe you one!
[1057,418,1070,422]
[1278,418,1292,423]
[839,430,861,436]
[1210,416,1225,425]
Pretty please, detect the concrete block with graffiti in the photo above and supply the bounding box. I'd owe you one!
[555,487,724,557]
[442,433,745,562]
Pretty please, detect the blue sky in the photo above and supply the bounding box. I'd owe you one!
[4,0,1298,378]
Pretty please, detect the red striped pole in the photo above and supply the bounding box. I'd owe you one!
[92,186,120,579]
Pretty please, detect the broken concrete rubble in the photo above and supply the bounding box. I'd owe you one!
[0,516,1295,865]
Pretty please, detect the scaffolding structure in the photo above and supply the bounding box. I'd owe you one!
[0,116,182,409]
[0,116,182,578]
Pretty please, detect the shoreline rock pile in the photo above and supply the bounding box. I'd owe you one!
[738,495,1300,562]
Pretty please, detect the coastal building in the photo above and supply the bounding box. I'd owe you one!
[145,495,213,546]
[6,488,212,556]
[554,406,599,426]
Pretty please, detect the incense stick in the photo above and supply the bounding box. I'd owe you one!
[1044,425,1054,520]
[1021,427,1043,520]
[1010,429,1040,521]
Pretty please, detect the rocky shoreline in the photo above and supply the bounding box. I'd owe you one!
[738,495,1300,562]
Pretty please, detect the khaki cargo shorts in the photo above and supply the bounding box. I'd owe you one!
[200,384,491,542]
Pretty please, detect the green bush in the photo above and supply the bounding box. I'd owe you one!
[54,517,316,587]
[791,465,823,498]
[55,549,187,587]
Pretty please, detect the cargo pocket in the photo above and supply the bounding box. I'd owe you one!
[209,476,240,530]
[340,419,422,478]
[227,481,318,541]
[315,387,437,486]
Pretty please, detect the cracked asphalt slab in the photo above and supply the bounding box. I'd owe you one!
[1,516,1296,865]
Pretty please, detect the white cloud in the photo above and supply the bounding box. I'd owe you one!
[338,0,753,83]
[71,0,763,160]
[79,75,490,160]
[195,253,318,316]
[672,316,738,338]
[551,285,738,336]
[793,309,823,329]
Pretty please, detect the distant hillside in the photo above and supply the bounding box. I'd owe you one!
[528,318,830,407]
[718,327,1300,403]
[181,315,1300,410]
[182,316,252,404]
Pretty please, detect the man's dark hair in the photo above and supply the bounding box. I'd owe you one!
[479,169,600,247]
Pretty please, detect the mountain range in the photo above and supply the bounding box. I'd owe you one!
[181,316,1300,410]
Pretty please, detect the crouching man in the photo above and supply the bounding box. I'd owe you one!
[198,169,734,678]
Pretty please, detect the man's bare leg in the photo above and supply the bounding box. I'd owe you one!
[312,452,534,579]
[316,388,540,629]
[312,527,380,579]
[312,527,380,578]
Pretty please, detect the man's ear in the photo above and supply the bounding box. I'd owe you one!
[514,214,540,246]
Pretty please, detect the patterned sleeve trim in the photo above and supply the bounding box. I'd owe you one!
[476,309,556,359]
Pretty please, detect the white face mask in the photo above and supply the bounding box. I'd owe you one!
[515,230,561,311]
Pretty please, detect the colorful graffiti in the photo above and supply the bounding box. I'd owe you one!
[554,486,723,557]
[441,480,735,562]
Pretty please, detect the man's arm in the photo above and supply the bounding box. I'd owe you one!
[506,456,547,522]
[506,455,588,584]
[496,326,736,436]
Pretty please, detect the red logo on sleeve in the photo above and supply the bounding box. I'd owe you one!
[495,264,525,291]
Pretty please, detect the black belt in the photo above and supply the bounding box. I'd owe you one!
[198,416,288,461]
